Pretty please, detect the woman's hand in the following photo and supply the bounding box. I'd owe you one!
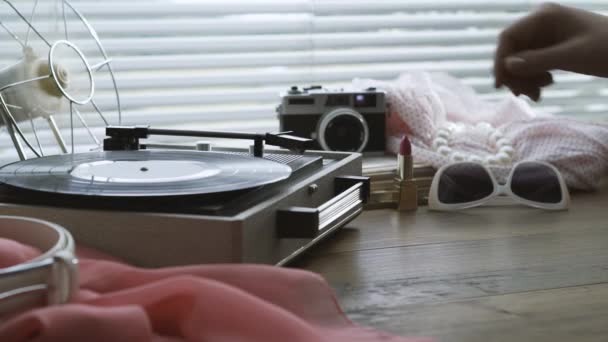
[494,3,608,101]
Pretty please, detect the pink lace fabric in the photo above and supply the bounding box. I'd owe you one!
[354,72,608,190]
[0,239,432,342]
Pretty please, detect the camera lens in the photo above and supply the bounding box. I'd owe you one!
[324,116,365,151]
[317,108,369,152]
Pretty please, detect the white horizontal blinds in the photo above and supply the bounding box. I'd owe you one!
[0,0,607,161]
[314,0,608,120]
[49,0,608,120]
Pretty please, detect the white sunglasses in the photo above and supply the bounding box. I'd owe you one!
[428,160,570,211]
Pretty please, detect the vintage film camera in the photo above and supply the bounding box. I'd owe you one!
[277,86,387,153]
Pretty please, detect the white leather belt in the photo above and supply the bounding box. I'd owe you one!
[0,216,78,317]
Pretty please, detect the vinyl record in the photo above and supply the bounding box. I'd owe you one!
[0,151,292,197]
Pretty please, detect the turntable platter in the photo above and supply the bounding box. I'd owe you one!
[0,151,293,197]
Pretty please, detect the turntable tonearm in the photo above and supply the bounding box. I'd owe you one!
[0,126,369,267]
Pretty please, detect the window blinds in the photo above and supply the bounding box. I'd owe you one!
[0,0,607,160]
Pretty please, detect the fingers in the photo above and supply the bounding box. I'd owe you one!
[504,39,581,77]
[492,3,602,101]
[493,31,516,89]
[494,3,562,89]
[504,72,553,102]
[493,8,547,89]
[512,84,542,102]
[509,72,554,88]
[500,40,579,101]
[495,40,556,101]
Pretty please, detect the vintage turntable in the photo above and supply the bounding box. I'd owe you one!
[0,1,368,267]
[0,126,369,267]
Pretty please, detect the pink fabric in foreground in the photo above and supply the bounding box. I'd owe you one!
[0,239,431,342]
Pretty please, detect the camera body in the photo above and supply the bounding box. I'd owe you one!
[277,85,387,153]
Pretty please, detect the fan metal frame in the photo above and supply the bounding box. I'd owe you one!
[0,0,121,160]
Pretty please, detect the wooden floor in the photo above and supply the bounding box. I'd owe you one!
[295,186,608,342]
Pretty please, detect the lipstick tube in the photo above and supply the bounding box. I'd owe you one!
[395,135,418,211]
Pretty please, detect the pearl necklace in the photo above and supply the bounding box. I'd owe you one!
[432,122,515,166]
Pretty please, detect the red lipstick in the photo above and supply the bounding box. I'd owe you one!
[396,135,417,211]
[398,135,413,180]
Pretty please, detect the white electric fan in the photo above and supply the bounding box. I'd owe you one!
[0,0,120,160]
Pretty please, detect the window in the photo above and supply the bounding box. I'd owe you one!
[0,0,606,161]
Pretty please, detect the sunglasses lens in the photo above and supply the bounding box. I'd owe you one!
[511,163,562,204]
[438,163,494,204]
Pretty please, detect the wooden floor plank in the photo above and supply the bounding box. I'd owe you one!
[308,189,607,255]
[299,206,608,322]
[300,185,608,341]
[348,283,608,342]
[299,223,608,284]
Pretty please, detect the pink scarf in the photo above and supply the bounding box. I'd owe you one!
[0,238,431,342]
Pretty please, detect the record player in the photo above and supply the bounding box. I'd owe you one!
[0,1,368,268]
[0,126,369,267]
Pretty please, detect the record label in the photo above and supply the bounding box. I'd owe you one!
[70,160,222,184]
